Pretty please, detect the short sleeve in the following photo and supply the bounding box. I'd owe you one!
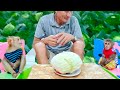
[34,18,45,39]
[71,16,83,39]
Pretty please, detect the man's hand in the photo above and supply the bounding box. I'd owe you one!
[55,32,74,46]
[43,35,58,46]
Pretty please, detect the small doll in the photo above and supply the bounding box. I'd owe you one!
[99,39,117,70]
[2,36,26,78]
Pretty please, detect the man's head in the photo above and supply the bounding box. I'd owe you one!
[55,11,73,25]
[104,39,114,50]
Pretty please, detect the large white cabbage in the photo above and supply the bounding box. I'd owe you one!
[50,52,83,74]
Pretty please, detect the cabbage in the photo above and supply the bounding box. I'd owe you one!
[50,52,83,74]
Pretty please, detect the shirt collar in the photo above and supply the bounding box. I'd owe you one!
[50,13,70,28]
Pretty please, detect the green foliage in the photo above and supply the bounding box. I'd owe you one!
[35,12,43,21]
[83,56,95,63]
[1,23,16,36]
[73,11,120,63]
[0,11,120,63]
[0,11,53,50]
[0,35,6,42]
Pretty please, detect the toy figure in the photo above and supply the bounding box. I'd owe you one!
[99,39,116,70]
[1,36,26,78]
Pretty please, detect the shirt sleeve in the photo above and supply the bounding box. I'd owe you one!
[71,16,83,39]
[34,17,45,39]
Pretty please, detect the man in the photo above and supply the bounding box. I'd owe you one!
[33,11,85,64]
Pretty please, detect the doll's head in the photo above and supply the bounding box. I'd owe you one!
[104,39,114,50]
[7,36,21,48]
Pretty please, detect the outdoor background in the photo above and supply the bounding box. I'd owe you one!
[0,11,120,63]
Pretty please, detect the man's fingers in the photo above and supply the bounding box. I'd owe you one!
[49,35,59,42]
[54,33,63,39]
[60,37,67,45]
[57,35,65,44]
[62,39,68,46]
[50,41,58,46]
[49,38,57,42]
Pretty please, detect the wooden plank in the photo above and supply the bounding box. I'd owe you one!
[28,63,115,79]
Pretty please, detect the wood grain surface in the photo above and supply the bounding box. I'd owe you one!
[28,63,115,79]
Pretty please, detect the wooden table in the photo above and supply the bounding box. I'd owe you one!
[28,63,115,79]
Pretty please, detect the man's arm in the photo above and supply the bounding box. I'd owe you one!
[32,37,41,48]
[72,36,84,43]
[72,37,85,48]
[32,37,47,48]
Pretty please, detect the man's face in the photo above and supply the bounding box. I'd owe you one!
[55,11,72,24]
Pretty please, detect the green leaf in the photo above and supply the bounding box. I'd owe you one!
[110,31,120,41]
[104,34,111,39]
[85,50,93,57]
[106,14,120,25]
[104,21,116,31]
[82,33,90,45]
[93,24,105,32]
[102,67,120,79]
[16,23,27,32]
[2,23,16,36]
[35,12,43,21]
[0,35,7,42]
[22,13,29,18]
[96,30,106,39]
[0,17,6,28]
[17,67,32,79]
[73,11,81,23]
[80,25,89,34]
[112,36,120,41]
[83,56,95,63]
[85,42,93,50]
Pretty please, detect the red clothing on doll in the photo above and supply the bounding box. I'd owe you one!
[103,48,116,59]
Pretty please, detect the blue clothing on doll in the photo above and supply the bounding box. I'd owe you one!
[4,48,22,73]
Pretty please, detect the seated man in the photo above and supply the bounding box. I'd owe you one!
[33,11,85,64]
